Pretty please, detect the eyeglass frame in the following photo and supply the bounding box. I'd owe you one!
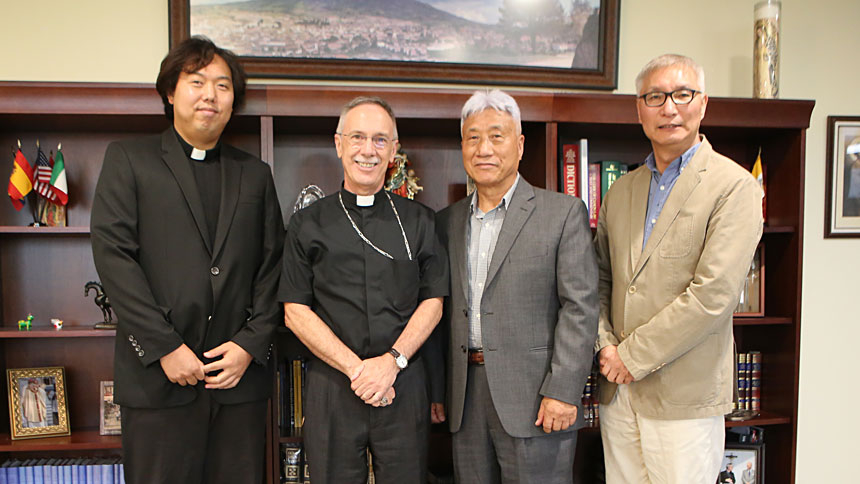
[637,89,703,108]
[336,131,397,151]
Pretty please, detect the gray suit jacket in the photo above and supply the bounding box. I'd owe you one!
[437,177,598,438]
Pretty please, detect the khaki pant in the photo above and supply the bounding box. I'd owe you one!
[600,384,724,484]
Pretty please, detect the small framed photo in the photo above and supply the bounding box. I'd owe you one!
[825,116,860,237]
[718,444,765,484]
[99,381,121,436]
[6,367,70,440]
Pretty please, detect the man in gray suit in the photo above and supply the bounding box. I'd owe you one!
[436,89,599,483]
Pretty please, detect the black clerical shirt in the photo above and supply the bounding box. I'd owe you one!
[174,128,221,245]
[278,188,448,358]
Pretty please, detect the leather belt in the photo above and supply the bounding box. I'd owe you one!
[468,349,484,365]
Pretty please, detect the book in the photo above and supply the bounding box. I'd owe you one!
[561,143,580,197]
[578,139,589,211]
[587,163,601,228]
[735,353,747,410]
[750,351,762,414]
[282,443,302,483]
[293,358,304,429]
[600,161,626,199]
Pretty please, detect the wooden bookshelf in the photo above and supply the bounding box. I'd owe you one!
[0,82,811,484]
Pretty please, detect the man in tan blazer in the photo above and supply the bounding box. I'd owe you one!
[595,54,763,483]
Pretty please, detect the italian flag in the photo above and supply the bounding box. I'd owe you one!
[51,147,68,205]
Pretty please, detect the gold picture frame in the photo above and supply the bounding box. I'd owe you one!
[7,367,70,440]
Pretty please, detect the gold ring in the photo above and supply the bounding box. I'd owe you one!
[381,397,389,405]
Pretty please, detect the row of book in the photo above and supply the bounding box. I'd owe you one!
[277,357,307,435]
[561,140,629,228]
[736,351,762,414]
[282,443,380,484]
[0,458,123,484]
[580,372,600,425]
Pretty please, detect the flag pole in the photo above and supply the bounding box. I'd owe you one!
[30,140,40,226]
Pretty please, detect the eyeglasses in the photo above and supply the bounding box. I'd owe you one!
[638,89,701,107]
[337,132,394,151]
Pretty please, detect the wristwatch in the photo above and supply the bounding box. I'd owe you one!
[388,348,408,370]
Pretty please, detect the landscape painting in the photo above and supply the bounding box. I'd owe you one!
[172,0,619,88]
[190,0,601,69]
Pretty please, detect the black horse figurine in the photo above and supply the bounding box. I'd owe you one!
[85,281,115,329]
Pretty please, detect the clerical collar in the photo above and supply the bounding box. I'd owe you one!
[173,128,221,162]
[340,186,384,208]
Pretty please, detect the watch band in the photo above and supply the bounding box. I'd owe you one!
[388,348,408,369]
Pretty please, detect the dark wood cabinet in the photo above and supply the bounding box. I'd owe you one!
[0,83,811,483]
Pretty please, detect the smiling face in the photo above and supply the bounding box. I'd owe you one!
[334,103,398,196]
[168,54,234,149]
[636,64,708,158]
[461,108,524,194]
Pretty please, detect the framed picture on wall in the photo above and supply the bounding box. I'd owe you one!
[718,443,764,484]
[825,116,860,237]
[168,0,620,89]
[6,367,70,440]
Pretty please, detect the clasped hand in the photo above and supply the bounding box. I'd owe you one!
[350,354,399,407]
[598,344,634,384]
[159,341,253,390]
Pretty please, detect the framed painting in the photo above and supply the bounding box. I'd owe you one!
[7,367,70,440]
[169,0,620,89]
[825,116,860,237]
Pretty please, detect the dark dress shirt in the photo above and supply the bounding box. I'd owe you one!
[279,187,448,358]
[175,129,222,245]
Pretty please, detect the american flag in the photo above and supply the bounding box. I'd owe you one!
[33,147,56,201]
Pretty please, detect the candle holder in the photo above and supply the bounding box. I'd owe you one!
[753,0,781,98]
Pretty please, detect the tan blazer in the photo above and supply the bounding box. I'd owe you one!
[595,136,763,419]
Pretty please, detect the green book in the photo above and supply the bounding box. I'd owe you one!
[600,161,627,199]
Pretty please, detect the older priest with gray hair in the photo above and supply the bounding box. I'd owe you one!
[436,89,599,483]
[279,96,448,484]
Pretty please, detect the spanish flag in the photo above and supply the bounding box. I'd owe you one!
[8,147,33,211]
[751,149,766,221]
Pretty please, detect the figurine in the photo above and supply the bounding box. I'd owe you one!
[17,314,34,331]
[51,318,63,330]
[385,149,423,199]
[85,281,115,329]
[293,185,325,214]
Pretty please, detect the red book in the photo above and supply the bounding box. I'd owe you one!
[561,144,579,197]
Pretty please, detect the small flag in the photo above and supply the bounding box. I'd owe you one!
[751,149,766,221]
[34,146,57,201]
[8,146,34,210]
[50,146,68,205]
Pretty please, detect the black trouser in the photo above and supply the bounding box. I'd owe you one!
[121,388,267,484]
[303,357,430,484]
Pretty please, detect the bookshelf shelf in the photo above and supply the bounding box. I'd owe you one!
[0,328,114,338]
[0,430,121,452]
[725,411,791,428]
[0,226,89,235]
[733,316,792,326]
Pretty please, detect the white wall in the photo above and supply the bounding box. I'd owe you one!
[1,0,856,480]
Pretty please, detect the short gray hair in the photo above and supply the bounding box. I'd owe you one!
[460,89,522,136]
[336,96,399,140]
[635,54,706,94]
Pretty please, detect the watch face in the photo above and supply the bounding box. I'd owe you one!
[396,355,408,369]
